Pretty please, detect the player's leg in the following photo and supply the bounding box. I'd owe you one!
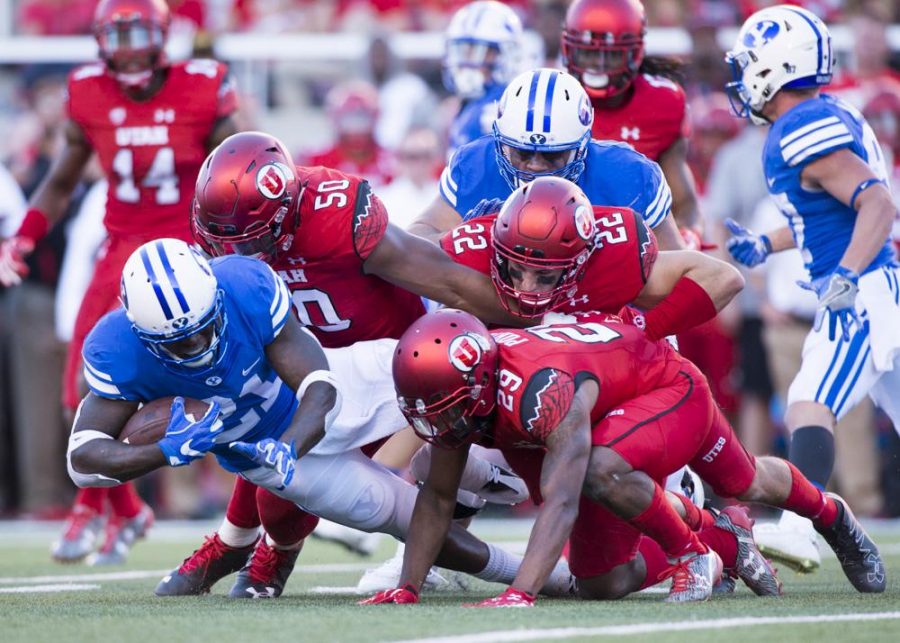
[155,476,262,596]
[88,484,155,566]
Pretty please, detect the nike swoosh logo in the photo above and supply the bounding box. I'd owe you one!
[180,440,203,458]
[767,177,775,187]
[242,358,261,376]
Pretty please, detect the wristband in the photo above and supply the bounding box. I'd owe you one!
[760,234,773,254]
[17,208,49,244]
[849,178,886,211]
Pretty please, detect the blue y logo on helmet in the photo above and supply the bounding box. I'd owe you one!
[743,20,780,49]
[578,95,592,127]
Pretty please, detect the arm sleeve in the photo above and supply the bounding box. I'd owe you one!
[438,152,463,212]
[778,111,854,169]
[351,181,389,261]
[641,160,673,229]
[519,368,576,442]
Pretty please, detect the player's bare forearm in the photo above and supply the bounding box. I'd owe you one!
[838,186,896,274]
[29,121,93,226]
[764,225,796,253]
[400,446,468,591]
[652,215,687,250]
[635,251,744,311]
[659,138,702,232]
[512,383,594,594]
[282,381,338,458]
[406,195,462,241]
[70,437,167,483]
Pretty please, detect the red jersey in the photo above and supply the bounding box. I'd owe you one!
[590,74,688,162]
[67,59,236,241]
[486,317,687,449]
[302,146,394,189]
[441,206,657,314]
[274,166,425,348]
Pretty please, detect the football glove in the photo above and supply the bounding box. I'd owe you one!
[463,586,535,608]
[724,218,772,268]
[230,438,296,489]
[798,266,860,342]
[358,585,419,605]
[0,237,34,286]
[157,397,223,467]
[461,197,504,222]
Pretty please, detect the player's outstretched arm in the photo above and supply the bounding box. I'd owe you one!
[507,380,596,597]
[264,313,338,459]
[67,394,162,485]
[405,193,463,242]
[365,223,521,326]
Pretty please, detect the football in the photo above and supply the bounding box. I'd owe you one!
[119,397,212,446]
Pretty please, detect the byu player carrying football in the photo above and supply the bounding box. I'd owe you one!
[724,5,898,579]
[66,239,575,599]
[408,68,685,251]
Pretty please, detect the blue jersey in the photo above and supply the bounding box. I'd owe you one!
[439,135,672,229]
[82,255,296,473]
[764,94,895,279]
[447,84,505,158]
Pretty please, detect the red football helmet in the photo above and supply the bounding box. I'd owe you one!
[93,0,171,89]
[192,131,302,263]
[393,310,499,450]
[491,176,595,319]
[326,81,380,137]
[561,0,646,100]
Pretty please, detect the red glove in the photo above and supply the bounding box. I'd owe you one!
[0,237,35,286]
[679,226,718,252]
[358,585,419,605]
[464,587,535,608]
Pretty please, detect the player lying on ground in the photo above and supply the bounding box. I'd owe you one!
[66,239,575,599]
[362,310,884,607]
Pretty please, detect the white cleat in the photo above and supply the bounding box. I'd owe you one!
[752,511,821,573]
[310,519,383,557]
[355,543,469,595]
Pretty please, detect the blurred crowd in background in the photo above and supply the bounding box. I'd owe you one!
[0,0,899,521]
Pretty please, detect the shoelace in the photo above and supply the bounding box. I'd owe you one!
[665,560,693,594]
[179,535,228,574]
[248,543,282,585]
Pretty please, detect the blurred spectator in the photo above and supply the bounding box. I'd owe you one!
[686,92,742,194]
[16,0,95,35]
[529,1,567,67]
[231,0,334,33]
[300,80,394,187]
[378,126,443,228]
[683,0,740,97]
[363,33,438,150]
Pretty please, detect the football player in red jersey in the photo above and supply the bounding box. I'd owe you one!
[155,131,520,599]
[299,81,393,188]
[0,0,239,565]
[562,0,701,243]
[363,310,884,606]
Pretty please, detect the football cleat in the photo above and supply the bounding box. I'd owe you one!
[815,493,886,593]
[155,533,256,596]
[229,539,300,598]
[753,511,821,573]
[310,519,383,557]
[88,504,155,566]
[665,549,722,603]
[50,506,106,563]
[476,463,529,506]
[355,543,469,595]
[714,505,782,597]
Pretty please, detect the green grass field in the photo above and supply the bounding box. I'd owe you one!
[0,518,898,643]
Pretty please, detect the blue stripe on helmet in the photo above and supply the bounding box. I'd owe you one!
[525,71,540,132]
[542,70,559,133]
[139,246,174,321]
[155,240,190,315]
[786,8,825,75]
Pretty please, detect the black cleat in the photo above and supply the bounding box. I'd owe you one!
[228,539,300,598]
[155,534,256,596]
[816,493,886,593]
[714,505,782,597]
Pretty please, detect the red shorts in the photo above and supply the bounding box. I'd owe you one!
[688,405,756,498]
[591,366,713,482]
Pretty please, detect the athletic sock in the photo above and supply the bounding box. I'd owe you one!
[74,487,107,514]
[107,482,143,519]
[782,462,839,528]
[698,524,738,569]
[475,543,521,584]
[217,517,260,548]
[670,492,715,530]
[257,487,319,547]
[630,483,706,559]
[265,533,304,551]
[637,536,674,589]
[225,476,262,529]
[788,425,834,489]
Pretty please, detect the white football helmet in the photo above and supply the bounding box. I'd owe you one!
[493,68,594,189]
[443,1,523,99]
[120,238,227,373]
[725,5,833,125]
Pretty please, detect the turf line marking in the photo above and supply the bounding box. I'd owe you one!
[392,611,900,643]
[0,583,100,594]
[0,562,371,586]
[311,586,360,594]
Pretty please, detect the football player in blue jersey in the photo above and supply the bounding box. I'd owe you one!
[444,1,524,157]
[66,238,576,598]
[408,67,685,251]
[723,5,897,585]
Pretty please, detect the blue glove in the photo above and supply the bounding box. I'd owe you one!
[798,266,861,342]
[724,218,772,268]
[461,198,504,222]
[230,438,296,489]
[157,397,223,467]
